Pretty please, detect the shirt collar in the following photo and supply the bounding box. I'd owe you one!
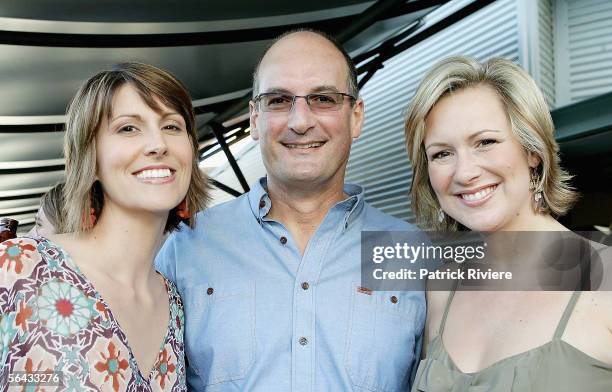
[247,176,365,229]
[247,177,271,222]
[338,183,364,231]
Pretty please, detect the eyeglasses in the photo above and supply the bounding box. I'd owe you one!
[254,92,356,113]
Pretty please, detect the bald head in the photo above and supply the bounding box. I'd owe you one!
[252,29,358,98]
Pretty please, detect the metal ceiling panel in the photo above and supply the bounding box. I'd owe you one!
[0,197,41,215]
[0,1,372,23]
[0,43,268,116]
[0,132,64,165]
[0,170,64,198]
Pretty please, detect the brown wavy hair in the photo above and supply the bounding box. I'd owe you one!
[63,62,210,233]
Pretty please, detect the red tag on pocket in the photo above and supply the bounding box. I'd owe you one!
[357,286,373,295]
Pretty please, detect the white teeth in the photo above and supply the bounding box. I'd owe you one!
[136,168,172,179]
[285,142,324,149]
[461,185,496,201]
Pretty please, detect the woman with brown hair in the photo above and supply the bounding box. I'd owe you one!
[404,56,611,391]
[1,62,208,391]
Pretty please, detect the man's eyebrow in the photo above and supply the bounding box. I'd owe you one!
[262,88,293,95]
[311,85,341,93]
[262,86,342,95]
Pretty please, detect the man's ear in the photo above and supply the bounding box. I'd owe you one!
[527,151,541,168]
[249,100,259,140]
[350,98,364,139]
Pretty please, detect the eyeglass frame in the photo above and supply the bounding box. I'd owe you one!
[252,92,357,113]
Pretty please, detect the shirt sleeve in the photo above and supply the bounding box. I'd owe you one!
[155,233,178,284]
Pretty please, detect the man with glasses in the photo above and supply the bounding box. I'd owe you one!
[156,29,425,391]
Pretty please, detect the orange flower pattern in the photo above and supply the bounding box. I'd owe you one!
[0,239,37,274]
[0,237,186,391]
[16,356,54,391]
[15,299,32,332]
[154,347,177,389]
[94,341,130,391]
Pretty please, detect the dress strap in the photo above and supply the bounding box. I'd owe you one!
[438,290,456,336]
[553,291,581,340]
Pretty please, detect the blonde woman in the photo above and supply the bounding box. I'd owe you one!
[404,56,612,391]
[0,62,208,391]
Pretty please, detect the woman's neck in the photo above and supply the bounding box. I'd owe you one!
[502,211,567,232]
[58,205,168,288]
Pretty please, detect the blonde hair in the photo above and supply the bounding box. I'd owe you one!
[39,183,65,233]
[404,56,577,230]
[63,62,210,233]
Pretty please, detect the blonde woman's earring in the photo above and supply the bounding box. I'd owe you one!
[530,168,544,209]
[437,209,445,223]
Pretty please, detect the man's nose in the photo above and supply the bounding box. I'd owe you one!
[287,96,315,135]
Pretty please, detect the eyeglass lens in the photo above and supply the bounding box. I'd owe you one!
[259,93,347,112]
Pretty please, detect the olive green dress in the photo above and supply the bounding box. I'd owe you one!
[412,291,612,391]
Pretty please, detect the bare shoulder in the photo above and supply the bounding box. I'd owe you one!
[575,290,612,354]
[565,274,612,365]
[44,232,76,250]
[581,290,612,311]
[44,233,90,262]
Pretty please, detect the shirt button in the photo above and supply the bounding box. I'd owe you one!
[301,282,309,290]
[280,236,287,245]
[259,200,266,208]
[390,295,398,304]
[299,337,308,346]
[207,287,214,295]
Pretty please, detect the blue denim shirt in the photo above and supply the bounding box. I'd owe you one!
[155,178,426,391]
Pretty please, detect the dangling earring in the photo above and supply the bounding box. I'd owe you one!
[437,208,445,223]
[534,191,543,204]
[88,189,98,226]
[176,198,189,219]
[89,207,97,225]
[86,181,103,228]
[529,167,539,190]
[530,167,544,209]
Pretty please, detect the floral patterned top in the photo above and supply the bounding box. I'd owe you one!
[0,237,186,392]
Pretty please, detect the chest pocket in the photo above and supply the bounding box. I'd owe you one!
[345,284,421,392]
[183,280,256,386]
